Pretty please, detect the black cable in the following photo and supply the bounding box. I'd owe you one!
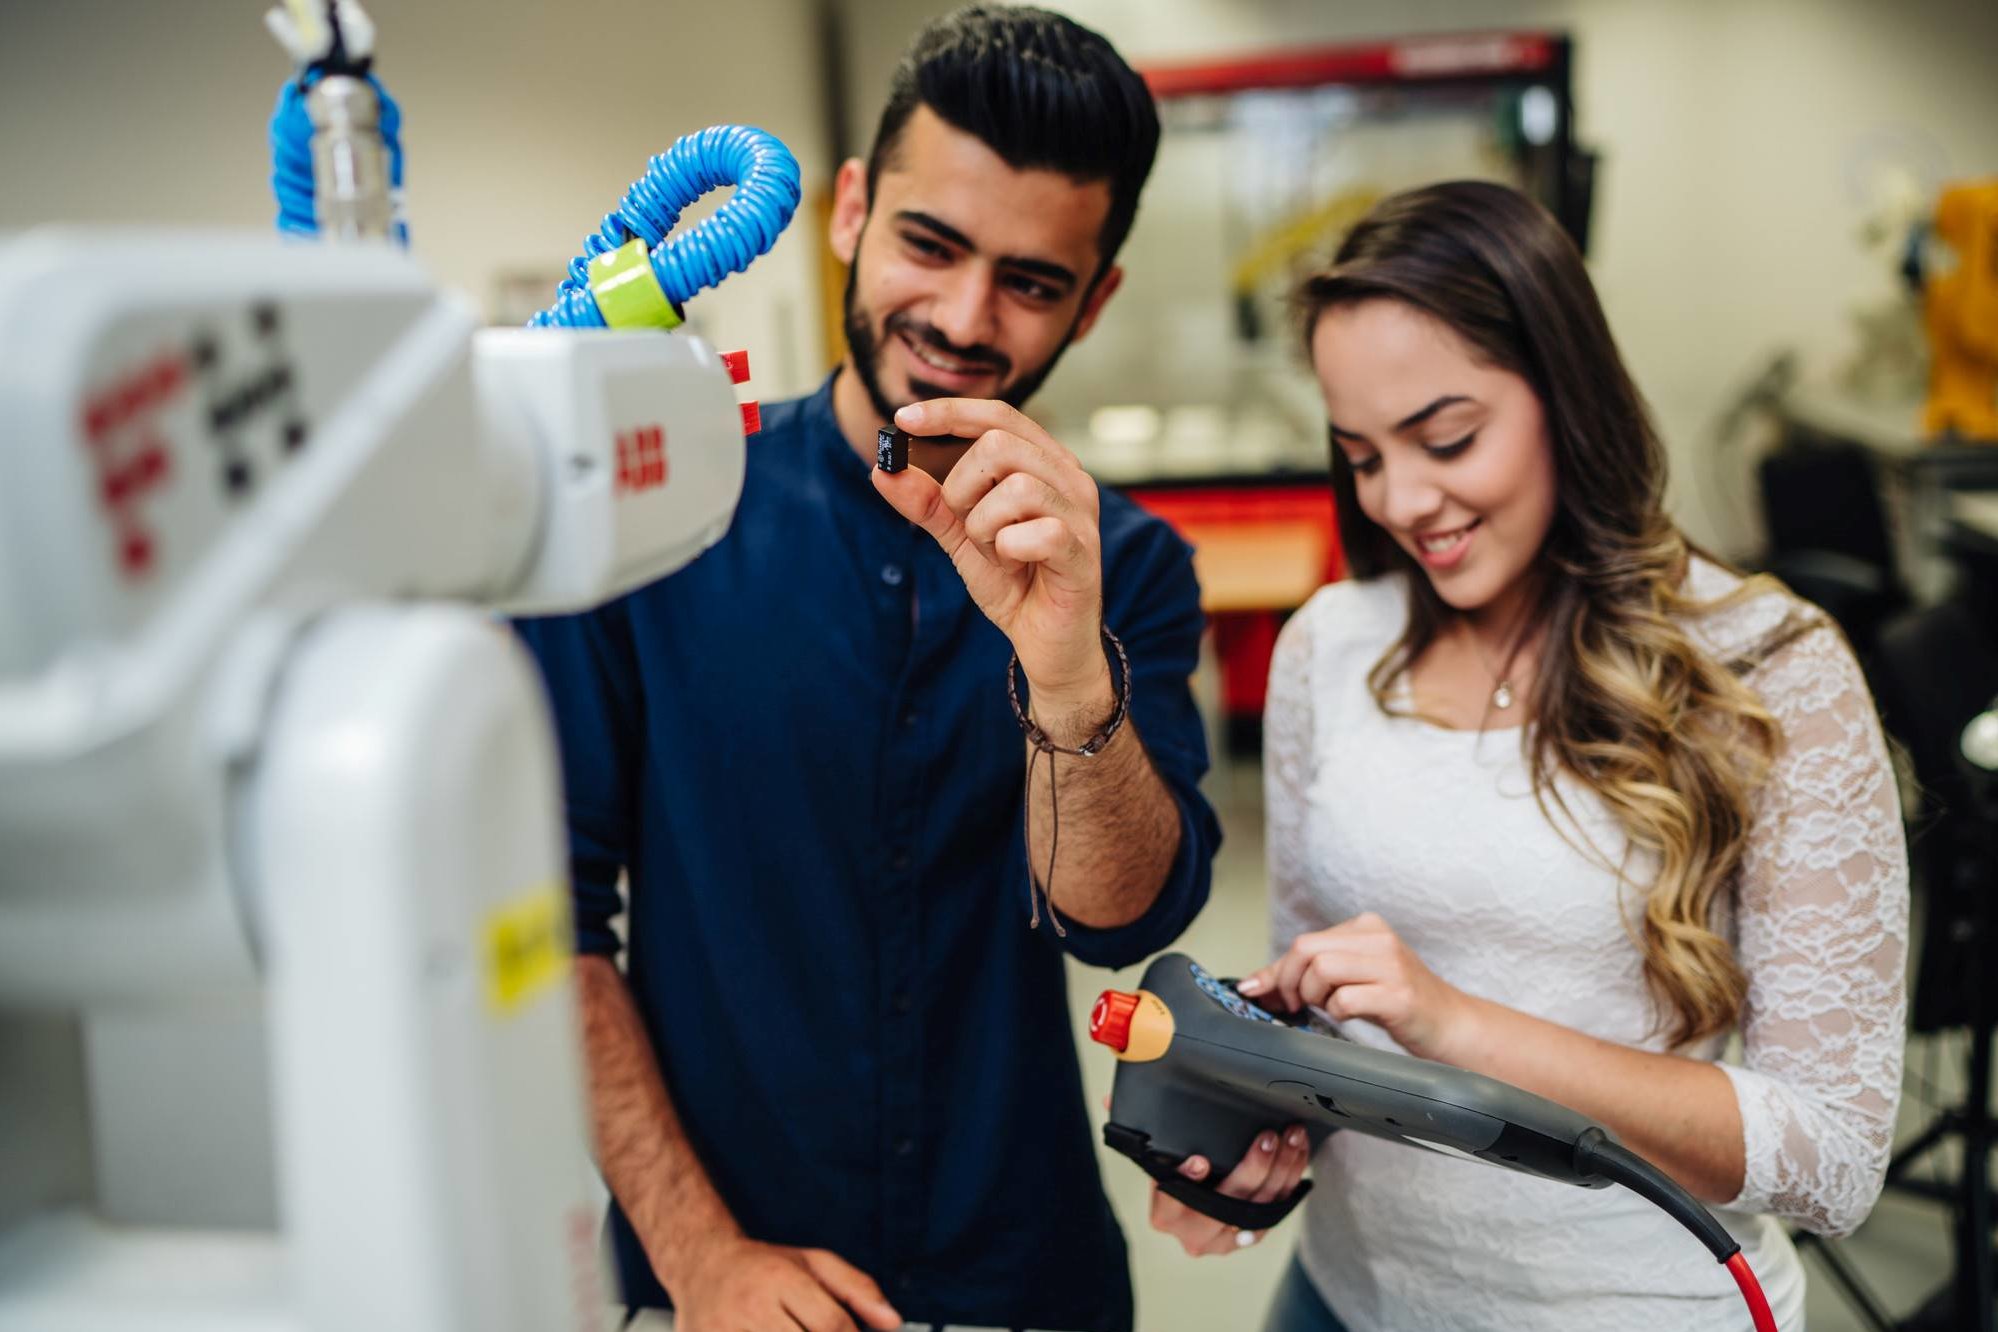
[1575,1131,1781,1331]
[1573,1128,1739,1262]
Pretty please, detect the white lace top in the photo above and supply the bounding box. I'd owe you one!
[1264,561,1908,1332]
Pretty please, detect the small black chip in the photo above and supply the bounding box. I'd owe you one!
[876,426,911,473]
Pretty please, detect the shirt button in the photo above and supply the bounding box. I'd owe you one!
[895,1136,915,1157]
[880,563,905,587]
[900,709,918,728]
[890,849,912,872]
[893,991,914,1014]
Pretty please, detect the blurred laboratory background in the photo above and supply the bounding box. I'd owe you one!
[5,2,1996,1329]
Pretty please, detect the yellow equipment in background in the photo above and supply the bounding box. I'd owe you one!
[1925,179,1998,441]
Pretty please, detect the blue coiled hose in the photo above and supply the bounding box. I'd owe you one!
[528,124,801,328]
[268,72,407,243]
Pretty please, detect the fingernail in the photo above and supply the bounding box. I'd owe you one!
[896,403,925,426]
[1287,1128,1307,1149]
[1236,976,1265,995]
[1186,1157,1208,1178]
[1259,1132,1276,1153]
[1235,1229,1259,1248]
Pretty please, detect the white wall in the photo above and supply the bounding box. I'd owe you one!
[833,0,1998,555]
[12,1,1991,546]
[0,0,838,399]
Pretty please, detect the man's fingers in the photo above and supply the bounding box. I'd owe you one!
[777,1270,857,1332]
[963,471,1071,549]
[939,427,1094,521]
[896,398,1059,457]
[870,457,959,541]
[993,515,1087,573]
[801,1250,902,1331]
[870,466,1011,604]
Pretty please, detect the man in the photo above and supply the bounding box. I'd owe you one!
[516,8,1218,1330]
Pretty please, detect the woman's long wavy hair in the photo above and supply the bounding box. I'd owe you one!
[1298,181,1804,1048]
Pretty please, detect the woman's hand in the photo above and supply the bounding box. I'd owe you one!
[1238,912,1485,1065]
[1148,1126,1312,1257]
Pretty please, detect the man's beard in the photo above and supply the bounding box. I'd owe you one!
[841,243,1083,427]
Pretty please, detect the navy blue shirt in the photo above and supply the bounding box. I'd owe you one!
[515,376,1219,1331]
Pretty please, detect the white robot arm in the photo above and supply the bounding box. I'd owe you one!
[0,223,755,1330]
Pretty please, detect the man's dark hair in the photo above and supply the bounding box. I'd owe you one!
[865,5,1160,280]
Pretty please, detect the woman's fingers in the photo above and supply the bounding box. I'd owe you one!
[1235,965,1278,1000]
[1202,1227,1262,1256]
[1276,939,1397,1014]
[1249,1126,1308,1204]
[1254,1125,1313,1204]
[1150,1161,1229,1256]
[1148,1139,1295,1259]
[1213,1130,1283,1199]
[1296,948,1395,1011]
[1253,916,1399,1006]
[1316,981,1394,1024]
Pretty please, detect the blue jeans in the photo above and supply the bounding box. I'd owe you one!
[1261,1255,1352,1332]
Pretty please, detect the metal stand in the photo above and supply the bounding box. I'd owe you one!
[1802,693,1997,1332]
[1793,1228,1893,1331]
[1892,1017,1994,1332]
[1793,1019,1994,1332]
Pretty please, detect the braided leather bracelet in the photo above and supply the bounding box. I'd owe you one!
[1006,626,1132,935]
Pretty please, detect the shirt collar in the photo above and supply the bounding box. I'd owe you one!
[804,369,879,489]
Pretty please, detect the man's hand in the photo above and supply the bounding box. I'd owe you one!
[871,399,1111,729]
[671,1237,901,1332]
[1147,1126,1312,1257]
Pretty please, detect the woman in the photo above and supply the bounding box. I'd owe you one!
[1148,181,1908,1332]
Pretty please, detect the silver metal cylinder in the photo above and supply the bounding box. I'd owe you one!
[305,74,393,243]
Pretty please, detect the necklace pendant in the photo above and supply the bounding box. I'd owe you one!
[1493,682,1514,710]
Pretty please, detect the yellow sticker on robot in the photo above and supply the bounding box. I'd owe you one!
[482,883,570,1015]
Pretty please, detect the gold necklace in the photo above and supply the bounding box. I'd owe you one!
[1460,616,1529,711]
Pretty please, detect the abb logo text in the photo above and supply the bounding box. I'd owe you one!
[615,424,668,495]
[81,351,189,579]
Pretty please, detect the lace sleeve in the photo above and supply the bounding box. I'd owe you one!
[1265,605,1326,959]
[1719,623,1910,1237]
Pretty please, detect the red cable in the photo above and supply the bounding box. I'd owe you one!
[1725,1251,1779,1332]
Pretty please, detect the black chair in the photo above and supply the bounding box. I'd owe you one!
[1756,426,1909,663]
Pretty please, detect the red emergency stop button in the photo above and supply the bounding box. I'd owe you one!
[1090,989,1140,1052]
[720,349,751,384]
